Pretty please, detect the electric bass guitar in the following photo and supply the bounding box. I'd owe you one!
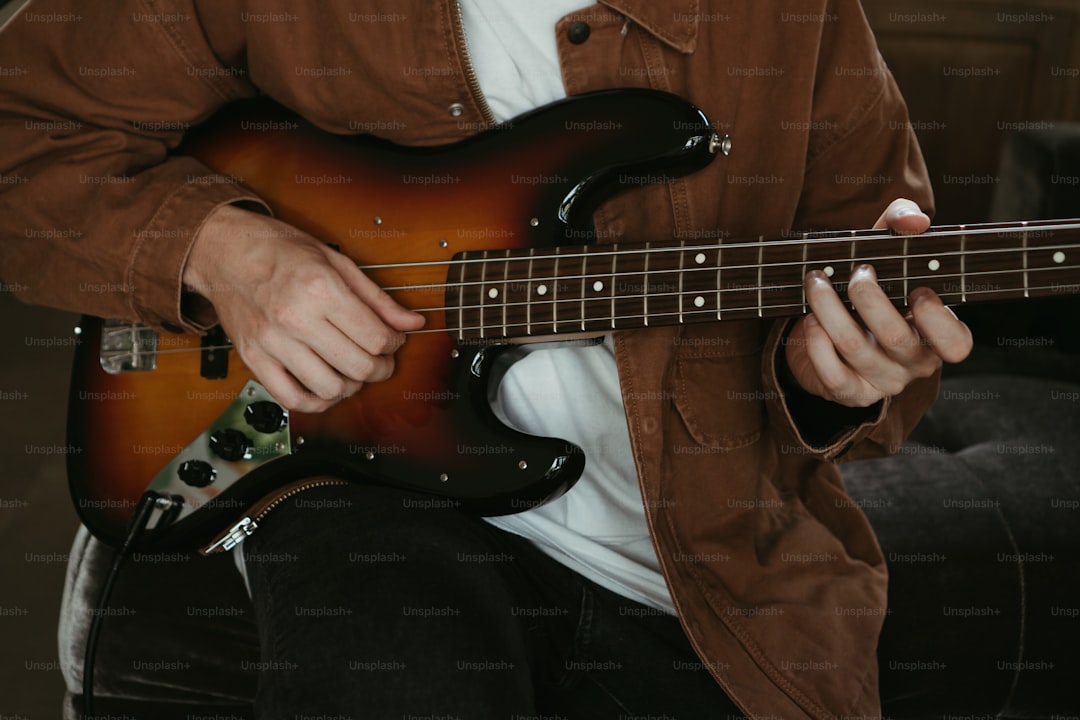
[66,89,1080,553]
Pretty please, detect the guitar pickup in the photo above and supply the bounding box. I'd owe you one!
[200,325,229,379]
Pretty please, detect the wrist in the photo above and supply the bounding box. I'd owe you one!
[184,203,251,301]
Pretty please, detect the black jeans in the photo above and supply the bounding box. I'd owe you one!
[243,483,749,720]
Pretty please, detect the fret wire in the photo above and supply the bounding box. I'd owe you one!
[456,252,467,342]
[526,248,534,336]
[479,249,489,340]
[756,238,764,318]
[501,250,509,338]
[800,233,809,314]
[580,252,587,332]
[643,241,651,327]
[902,236,909,300]
[715,244,722,320]
[1023,222,1030,298]
[552,250,560,333]
[960,226,967,303]
[380,242,1079,294]
[678,239,686,324]
[609,242,617,330]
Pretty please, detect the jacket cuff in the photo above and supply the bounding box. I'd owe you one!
[126,157,269,334]
[762,318,889,460]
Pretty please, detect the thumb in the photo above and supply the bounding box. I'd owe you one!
[872,197,930,235]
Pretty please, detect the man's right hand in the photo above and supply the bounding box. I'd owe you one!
[183,204,425,413]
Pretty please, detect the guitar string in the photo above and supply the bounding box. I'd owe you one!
[357,227,1080,274]
[374,242,1080,295]
[434,280,1080,336]
[99,230,1080,354]
[361,217,1080,266]
[404,263,1080,317]
[103,276,1080,358]
[102,268,1079,357]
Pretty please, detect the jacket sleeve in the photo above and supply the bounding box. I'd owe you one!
[0,0,264,332]
[760,0,941,462]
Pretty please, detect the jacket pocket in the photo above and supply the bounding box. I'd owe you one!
[671,322,766,449]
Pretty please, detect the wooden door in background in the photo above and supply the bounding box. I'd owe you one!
[864,0,1080,223]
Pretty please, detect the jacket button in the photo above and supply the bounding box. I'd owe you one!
[448,103,465,117]
[567,21,590,44]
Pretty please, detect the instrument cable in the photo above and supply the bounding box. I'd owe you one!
[81,490,165,720]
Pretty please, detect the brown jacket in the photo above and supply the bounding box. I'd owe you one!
[0,1,938,717]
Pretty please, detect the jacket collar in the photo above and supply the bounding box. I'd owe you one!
[600,0,700,53]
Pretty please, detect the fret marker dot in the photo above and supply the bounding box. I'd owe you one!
[593,281,604,292]
[928,259,941,272]
[823,266,835,278]
[1053,251,1066,264]
[695,253,706,265]
[536,285,548,296]
[694,295,705,308]
[488,288,498,299]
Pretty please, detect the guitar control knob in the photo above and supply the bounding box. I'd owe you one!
[178,460,216,488]
[209,429,253,462]
[244,401,286,433]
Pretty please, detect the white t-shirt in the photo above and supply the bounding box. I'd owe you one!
[461,0,676,614]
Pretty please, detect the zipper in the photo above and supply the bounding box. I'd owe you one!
[200,477,350,555]
[452,0,498,127]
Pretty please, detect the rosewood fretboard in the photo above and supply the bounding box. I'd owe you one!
[438,219,1080,341]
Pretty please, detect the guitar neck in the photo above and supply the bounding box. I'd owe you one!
[446,218,1080,341]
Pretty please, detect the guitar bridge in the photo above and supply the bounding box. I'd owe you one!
[99,319,158,374]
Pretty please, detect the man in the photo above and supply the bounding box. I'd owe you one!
[0,1,972,718]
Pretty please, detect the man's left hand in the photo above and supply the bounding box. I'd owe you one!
[784,198,974,407]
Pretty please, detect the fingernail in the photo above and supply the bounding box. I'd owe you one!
[852,264,875,280]
[909,287,931,306]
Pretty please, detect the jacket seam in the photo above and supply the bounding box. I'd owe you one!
[138,0,246,103]
[126,180,188,323]
[675,545,835,720]
[804,55,890,174]
[637,30,696,241]
[601,0,699,53]
[674,356,763,449]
